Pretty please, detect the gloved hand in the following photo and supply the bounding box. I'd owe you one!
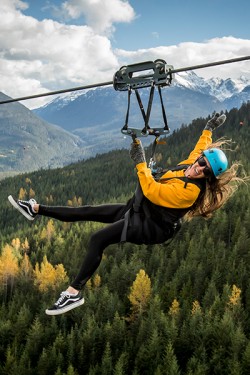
[129,139,146,165]
[204,113,227,131]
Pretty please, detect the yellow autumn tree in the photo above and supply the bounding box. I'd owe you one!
[33,256,68,292]
[86,279,92,290]
[191,300,202,315]
[18,188,27,200]
[19,253,33,278]
[29,188,35,198]
[228,284,241,307]
[40,219,55,242]
[21,238,30,253]
[128,269,152,317]
[25,177,32,184]
[0,244,19,290]
[72,196,78,207]
[11,238,21,253]
[93,274,101,288]
[45,195,54,204]
[168,298,180,317]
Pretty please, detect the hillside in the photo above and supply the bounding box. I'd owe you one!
[0,71,249,179]
[0,103,250,374]
[0,92,88,179]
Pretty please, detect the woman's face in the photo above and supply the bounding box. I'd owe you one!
[185,155,212,179]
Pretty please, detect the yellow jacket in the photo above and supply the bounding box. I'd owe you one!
[136,130,212,209]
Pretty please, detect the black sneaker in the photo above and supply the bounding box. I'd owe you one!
[8,195,37,221]
[45,291,84,315]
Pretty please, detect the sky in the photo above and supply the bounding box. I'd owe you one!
[0,0,249,109]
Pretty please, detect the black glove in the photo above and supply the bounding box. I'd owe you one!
[129,139,146,165]
[204,113,226,131]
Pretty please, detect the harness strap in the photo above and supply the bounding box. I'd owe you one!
[158,86,169,131]
[122,87,132,132]
[156,165,205,191]
[121,84,170,137]
[121,209,130,243]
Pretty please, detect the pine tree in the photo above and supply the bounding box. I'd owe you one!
[113,352,128,375]
[160,342,181,375]
[101,342,113,375]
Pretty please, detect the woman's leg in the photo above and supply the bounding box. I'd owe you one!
[70,219,124,290]
[38,203,127,224]
[45,219,125,315]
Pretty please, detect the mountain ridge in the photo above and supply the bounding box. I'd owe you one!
[0,71,249,178]
[0,92,89,179]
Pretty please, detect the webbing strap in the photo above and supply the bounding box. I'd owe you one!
[158,86,168,130]
[122,87,132,132]
[154,164,205,190]
[121,84,169,136]
[121,209,130,243]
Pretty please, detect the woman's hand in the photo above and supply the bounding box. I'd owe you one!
[129,139,146,164]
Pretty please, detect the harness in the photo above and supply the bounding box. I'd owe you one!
[120,165,206,243]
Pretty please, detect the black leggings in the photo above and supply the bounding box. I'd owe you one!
[39,204,128,290]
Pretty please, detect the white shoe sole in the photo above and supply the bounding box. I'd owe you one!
[45,297,85,316]
[8,195,35,221]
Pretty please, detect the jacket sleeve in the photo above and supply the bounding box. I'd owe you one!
[135,129,212,208]
[179,129,212,165]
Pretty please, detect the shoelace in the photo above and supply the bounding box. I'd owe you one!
[18,199,36,206]
[18,199,28,204]
[19,198,37,213]
[55,291,70,306]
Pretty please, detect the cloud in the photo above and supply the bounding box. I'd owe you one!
[0,0,122,108]
[151,32,159,39]
[59,0,136,34]
[115,37,250,80]
[0,1,249,109]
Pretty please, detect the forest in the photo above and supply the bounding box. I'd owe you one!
[0,102,250,374]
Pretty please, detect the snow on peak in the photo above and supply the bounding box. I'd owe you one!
[174,71,250,101]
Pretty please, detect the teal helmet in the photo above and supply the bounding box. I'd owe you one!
[203,148,228,178]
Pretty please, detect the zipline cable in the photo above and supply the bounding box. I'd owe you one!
[170,56,250,74]
[0,55,249,105]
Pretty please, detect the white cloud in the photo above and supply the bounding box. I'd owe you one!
[115,37,250,80]
[0,1,249,109]
[0,0,121,108]
[151,32,159,39]
[60,0,136,34]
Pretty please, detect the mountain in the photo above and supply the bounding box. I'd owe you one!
[1,71,249,177]
[33,71,250,153]
[0,92,89,179]
[223,85,250,109]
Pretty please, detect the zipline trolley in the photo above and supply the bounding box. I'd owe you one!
[113,59,174,171]
[113,59,174,140]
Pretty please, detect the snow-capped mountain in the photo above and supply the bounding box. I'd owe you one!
[174,71,249,101]
[33,71,250,145]
[32,71,250,158]
[0,70,249,176]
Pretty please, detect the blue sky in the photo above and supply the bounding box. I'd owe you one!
[113,0,250,49]
[0,0,249,108]
[23,0,250,49]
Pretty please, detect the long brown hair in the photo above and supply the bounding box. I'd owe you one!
[186,138,249,220]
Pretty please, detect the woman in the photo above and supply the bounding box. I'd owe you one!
[8,113,243,315]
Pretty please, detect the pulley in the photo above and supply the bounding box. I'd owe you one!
[113,59,174,91]
[114,59,174,138]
